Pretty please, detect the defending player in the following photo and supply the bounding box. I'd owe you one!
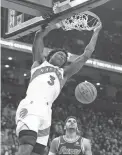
[16,21,102,155]
[49,116,92,155]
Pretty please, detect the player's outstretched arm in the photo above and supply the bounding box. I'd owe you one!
[32,23,61,63]
[64,22,102,79]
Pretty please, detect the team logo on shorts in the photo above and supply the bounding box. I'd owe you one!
[19,108,28,119]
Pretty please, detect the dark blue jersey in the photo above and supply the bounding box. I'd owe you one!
[57,136,84,155]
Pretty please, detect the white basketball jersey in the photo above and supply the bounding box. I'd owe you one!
[26,61,64,107]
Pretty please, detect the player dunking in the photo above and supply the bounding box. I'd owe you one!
[16,21,102,155]
[49,116,92,155]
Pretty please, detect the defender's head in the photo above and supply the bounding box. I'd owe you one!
[64,116,78,131]
[47,49,68,68]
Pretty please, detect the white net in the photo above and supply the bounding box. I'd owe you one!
[60,11,101,31]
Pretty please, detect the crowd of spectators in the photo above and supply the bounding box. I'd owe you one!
[1,91,122,155]
[1,23,122,155]
[1,3,122,155]
[1,52,122,155]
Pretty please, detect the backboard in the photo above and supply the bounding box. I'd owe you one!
[1,0,111,39]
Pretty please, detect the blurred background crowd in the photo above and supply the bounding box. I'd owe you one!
[1,26,122,155]
[1,87,122,155]
[1,0,122,155]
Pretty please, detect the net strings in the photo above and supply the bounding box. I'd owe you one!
[61,13,99,31]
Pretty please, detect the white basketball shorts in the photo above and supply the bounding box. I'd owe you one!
[16,97,52,146]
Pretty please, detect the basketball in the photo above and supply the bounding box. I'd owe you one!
[75,81,97,104]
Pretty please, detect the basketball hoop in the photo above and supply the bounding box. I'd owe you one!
[59,11,101,31]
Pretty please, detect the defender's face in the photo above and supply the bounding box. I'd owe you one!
[49,51,67,67]
[65,118,78,130]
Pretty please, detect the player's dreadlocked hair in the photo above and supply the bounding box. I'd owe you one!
[46,48,68,67]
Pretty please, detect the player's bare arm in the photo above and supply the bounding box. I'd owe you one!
[32,23,60,65]
[48,137,59,155]
[83,139,92,155]
[63,22,102,80]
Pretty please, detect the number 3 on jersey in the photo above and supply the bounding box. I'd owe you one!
[48,75,55,86]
